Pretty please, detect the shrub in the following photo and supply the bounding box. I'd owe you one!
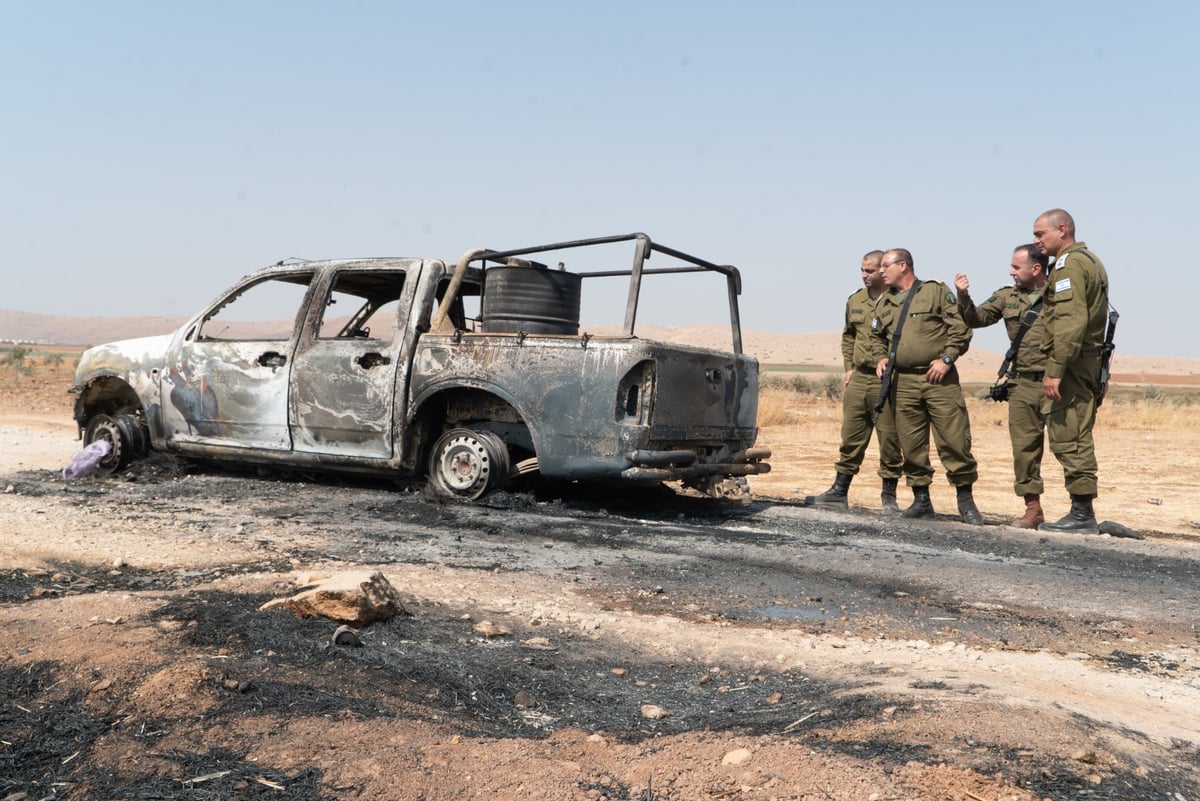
[1142,385,1167,404]
[823,374,843,401]
[790,375,814,395]
[1,346,31,384]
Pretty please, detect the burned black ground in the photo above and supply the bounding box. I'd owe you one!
[5,459,1200,798]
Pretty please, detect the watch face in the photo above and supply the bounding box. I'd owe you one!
[943,356,953,364]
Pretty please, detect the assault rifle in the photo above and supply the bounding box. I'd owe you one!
[1097,307,1119,408]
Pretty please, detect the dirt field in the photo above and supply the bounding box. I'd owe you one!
[3,350,1200,800]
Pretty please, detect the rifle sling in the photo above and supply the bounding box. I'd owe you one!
[874,280,922,414]
[996,297,1043,381]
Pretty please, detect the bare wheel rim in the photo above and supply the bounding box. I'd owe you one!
[83,414,127,476]
[428,428,510,500]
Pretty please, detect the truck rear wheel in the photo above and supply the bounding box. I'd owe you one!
[427,427,511,500]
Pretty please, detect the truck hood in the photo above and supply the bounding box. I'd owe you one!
[74,333,175,384]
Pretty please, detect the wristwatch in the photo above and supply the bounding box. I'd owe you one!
[941,355,954,365]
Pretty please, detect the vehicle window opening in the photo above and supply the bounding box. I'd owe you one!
[197,273,313,341]
[318,270,407,340]
[431,277,482,333]
[625,385,639,417]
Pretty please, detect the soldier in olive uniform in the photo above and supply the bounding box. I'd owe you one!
[1032,209,1110,534]
[872,249,982,524]
[806,251,904,513]
[954,244,1050,528]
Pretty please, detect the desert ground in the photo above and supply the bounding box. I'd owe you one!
[3,329,1200,800]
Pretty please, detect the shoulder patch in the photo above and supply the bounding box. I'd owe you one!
[945,291,956,305]
[986,294,999,304]
[1055,277,1072,293]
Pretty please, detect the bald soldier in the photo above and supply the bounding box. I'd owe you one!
[871,248,982,524]
[955,245,1051,528]
[805,250,904,513]
[1032,208,1110,534]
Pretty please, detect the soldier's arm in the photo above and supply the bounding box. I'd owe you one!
[942,288,973,360]
[1046,257,1087,377]
[869,303,891,372]
[840,298,855,371]
[959,290,1003,328]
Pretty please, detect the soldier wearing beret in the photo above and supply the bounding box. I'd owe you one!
[955,244,1050,528]
[806,250,904,513]
[872,248,982,524]
[1032,208,1110,534]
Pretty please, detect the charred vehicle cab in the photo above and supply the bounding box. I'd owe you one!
[70,233,770,500]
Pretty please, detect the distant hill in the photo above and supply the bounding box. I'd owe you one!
[0,309,187,348]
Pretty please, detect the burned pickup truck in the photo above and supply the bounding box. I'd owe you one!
[70,233,770,500]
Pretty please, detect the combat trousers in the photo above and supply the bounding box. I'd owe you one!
[892,370,978,488]
[834,370,903,480]
[1043,354,1101,496]
[1007,377,1047,496]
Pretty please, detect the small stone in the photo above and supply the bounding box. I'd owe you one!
[473,621,511,638]
[610,667,629,677]
[1072,748,1097,764]
[765,692,782,704]
[640,704,670,720]
[521,636,555,650]
[514,690,536,708]
[721,747,753,766]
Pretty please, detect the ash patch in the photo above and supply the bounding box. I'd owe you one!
[0,559,297,604]
[0,661,326,801]
[1104,649,1181,675]
[146,587,862,741]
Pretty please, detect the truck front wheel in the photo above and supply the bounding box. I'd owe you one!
[427,428,511,500]
[83,413,147,476]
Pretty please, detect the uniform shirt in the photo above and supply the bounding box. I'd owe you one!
[1041,243,1109,379]
[841,287,885,371]
[870,280,972,369]
[959,286,1047,373]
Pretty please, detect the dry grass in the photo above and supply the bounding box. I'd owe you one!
[751,386,1200,539]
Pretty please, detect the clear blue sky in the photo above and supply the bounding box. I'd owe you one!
[4,1,1196,357]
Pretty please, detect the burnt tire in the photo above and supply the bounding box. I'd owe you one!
[427,427,511,501]
[84,413,145,476]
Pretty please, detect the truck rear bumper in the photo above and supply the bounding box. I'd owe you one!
[620,447,771,481]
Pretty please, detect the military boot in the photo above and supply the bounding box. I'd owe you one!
[956,484,984,525]
[880,478,900,516]
[1038,494,1099,534]
[1013,494,1045,529]
[805,473,852,508]
[901,485,934,519]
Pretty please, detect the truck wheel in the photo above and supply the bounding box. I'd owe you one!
[427,428,510,500]
[83,413,144,475]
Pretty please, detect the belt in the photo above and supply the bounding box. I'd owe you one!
[855,365,876,375]
[1014,370,1045,381]
[893,366,930,375]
